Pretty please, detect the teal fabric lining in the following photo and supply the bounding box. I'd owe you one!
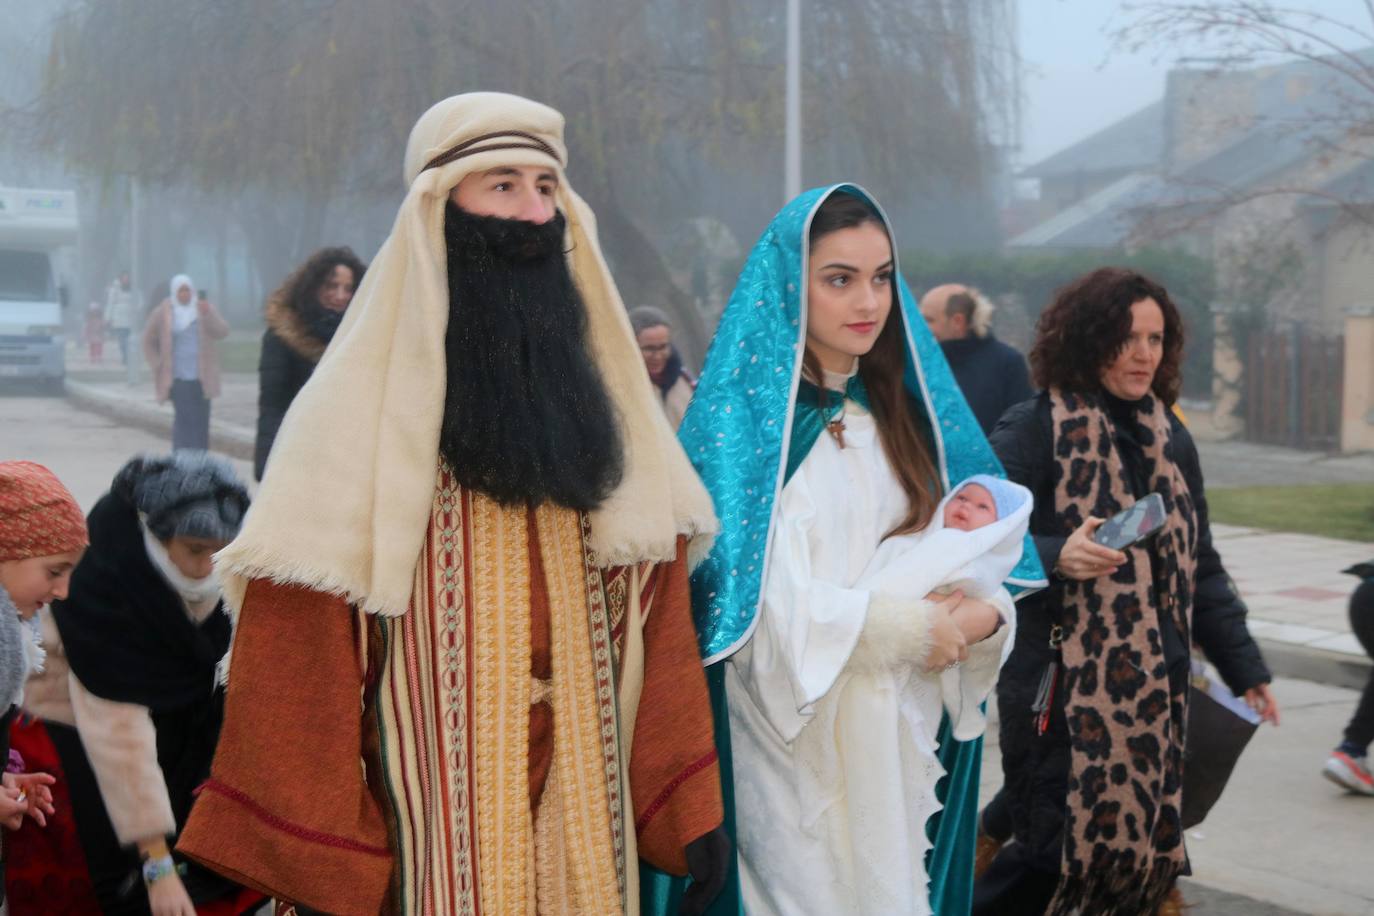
[784,376,872,485]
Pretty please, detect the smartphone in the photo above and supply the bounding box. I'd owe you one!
[1093,493,1167,551]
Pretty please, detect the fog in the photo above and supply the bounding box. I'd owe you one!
[1,0,1021,364]
[3,9,1372,913]
[1019,0,1374,165]
[2,0,1374,397]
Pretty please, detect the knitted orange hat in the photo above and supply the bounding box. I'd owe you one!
[0,461,88,562]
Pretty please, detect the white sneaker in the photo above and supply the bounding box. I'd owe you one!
[1323,750,1374,795]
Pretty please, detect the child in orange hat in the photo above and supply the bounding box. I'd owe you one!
[0,461,88,906]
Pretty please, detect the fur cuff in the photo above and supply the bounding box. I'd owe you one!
[846,593,935,674]
[69,674,176,844]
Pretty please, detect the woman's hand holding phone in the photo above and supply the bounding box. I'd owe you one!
[1056,517,1127,581]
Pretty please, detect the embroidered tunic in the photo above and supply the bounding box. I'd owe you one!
[178,471,723,916]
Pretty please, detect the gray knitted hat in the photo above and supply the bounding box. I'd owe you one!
[628,305,672,335]
[113,452,250,543]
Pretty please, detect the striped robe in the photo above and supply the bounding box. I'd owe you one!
[179,468,722,915]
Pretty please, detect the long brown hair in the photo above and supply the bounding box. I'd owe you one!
[805,192,940,536]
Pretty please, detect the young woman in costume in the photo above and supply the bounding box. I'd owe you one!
[645,186,1044,916]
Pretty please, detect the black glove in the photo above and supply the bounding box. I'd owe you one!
[679,824,732,916]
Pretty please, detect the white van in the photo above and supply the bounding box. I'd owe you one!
[0,186,78,391]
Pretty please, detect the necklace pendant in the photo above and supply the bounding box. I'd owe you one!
[827,418,847,449]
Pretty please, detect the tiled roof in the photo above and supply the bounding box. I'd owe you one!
[1021,101,1164,180]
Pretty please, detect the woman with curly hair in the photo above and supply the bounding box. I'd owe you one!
[253,247,367,479]
[973,267,1278,916]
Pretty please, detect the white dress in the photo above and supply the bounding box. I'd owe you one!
[726,398,1011,916]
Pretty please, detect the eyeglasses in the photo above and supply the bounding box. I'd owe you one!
[639,343,671,355]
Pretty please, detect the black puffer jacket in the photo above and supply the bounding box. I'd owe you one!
[940,332,1034,435]
[989,391,1271,873]
[254,294,333,480]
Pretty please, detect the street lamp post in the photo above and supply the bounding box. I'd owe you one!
[784,0,801,202]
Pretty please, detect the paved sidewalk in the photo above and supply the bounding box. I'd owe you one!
[1213,523,1371,689]
[1195,437,1374,490]
[62,352,257,461]
[1191,439,1372,690]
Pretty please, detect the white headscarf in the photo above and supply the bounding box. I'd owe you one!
[215,92,718,618]
[142,521,223,608]
[170,274,197,332]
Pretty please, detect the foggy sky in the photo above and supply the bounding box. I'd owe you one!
[1019,0,1374,167]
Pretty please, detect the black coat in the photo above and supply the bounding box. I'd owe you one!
[254,294,332,480]
[988,392,1271,873]
[941,333,1034,435]
[50,492,237,914]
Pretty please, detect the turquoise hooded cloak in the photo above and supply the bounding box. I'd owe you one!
[642,184,1045,915]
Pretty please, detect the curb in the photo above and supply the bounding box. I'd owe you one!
[1256,636,1371,691]
[64,380,255,461]
[46,379,1374,697]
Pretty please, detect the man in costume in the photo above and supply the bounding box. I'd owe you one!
[178,92,726,916]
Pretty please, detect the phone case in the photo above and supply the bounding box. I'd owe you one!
[1093,493,1167,551]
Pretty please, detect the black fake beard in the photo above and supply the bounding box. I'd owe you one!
[438,203,625,511]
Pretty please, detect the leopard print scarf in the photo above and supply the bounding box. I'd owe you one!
[1047,389,1199,916]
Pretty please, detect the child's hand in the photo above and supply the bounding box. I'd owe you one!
[3,772,56,826]
[0,786,27,830]
[147,869,197,916]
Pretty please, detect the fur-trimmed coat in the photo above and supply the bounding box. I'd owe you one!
[254,293,331,480]
[659,372,695,431]
[649,348,696,432]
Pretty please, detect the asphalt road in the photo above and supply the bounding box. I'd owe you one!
[0,389,253,507]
